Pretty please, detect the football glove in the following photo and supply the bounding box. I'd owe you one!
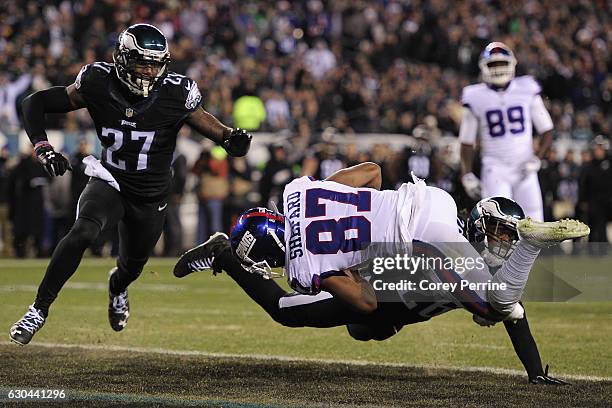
[222,128,252,157]
[529,364,570,386]
[34,142,71,177]
[523,156,541,175]
[461,172,481,200]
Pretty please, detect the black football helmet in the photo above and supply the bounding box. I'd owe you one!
[468,196,525,261]
[113,24,170,97]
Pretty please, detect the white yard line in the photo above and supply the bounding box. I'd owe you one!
[3,341,609,382]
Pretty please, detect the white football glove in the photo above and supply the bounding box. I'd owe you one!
[473,303,524,327]
[461,172,481,200]
[523,156,541,174]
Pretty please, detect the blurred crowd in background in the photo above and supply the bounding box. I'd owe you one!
[0,0,610,257]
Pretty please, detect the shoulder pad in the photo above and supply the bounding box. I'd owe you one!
[162,72,202,111]
[461,83,487,107]
[75,62,113,91]
[513,75,541,95]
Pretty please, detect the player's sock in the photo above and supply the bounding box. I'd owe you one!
[34,218,101,316]
[489,240,540,314]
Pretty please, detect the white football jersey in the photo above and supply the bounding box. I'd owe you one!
[459,75,553,166]
[283,177,418,294]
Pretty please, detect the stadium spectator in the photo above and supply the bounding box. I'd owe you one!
[539,148,561,222]
[0,72,31,131]
[579,136,612,252]
[259,142,293,210]
[45,163,72,253]
[163,152,187,257]
[7,149,47,258]
[0,145,13,256]
[193,146,230,242]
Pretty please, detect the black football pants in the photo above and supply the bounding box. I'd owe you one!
[34,178,167,316]
[214,248,405,341]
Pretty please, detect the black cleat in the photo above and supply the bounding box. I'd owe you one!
[108,267,130,332]
[174,232,229,278]
[9,304,46,346]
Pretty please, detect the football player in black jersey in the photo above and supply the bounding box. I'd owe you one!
[10,24,252,346]
[173,193,568,385]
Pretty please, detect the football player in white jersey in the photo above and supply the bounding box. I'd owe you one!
[459,42,554,221]
[173,163,586,384]
[177,162,587,323]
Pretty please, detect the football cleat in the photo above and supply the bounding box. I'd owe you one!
[108,267,130,332]
[517,218,590,248]
[529,364,570,386]
[9,304,46,346]
[173,232,229,278]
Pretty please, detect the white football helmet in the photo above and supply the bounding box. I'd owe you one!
[478,42,517,87]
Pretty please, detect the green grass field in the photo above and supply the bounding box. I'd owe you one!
[1,258,611,407]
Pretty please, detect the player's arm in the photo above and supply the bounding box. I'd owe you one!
[185,107,252,157]
[458,107,481,199]
[503,309,568,385]
[531,95,554,159]
[325,162,382,190]
[21,84,85,176]
[320,269,377,314]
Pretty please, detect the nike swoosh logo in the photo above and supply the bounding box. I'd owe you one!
[158,203,168,211]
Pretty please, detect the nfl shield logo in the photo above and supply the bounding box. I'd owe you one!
[125,108,134,118]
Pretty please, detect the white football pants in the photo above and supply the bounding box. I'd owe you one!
[411,186,539,320]
[481,163,544,221]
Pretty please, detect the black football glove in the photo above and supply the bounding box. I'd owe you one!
[529,365,570,386]
[34,142,72,177]
[222,128,252,157]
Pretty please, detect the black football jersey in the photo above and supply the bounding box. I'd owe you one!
[74,62,202,199]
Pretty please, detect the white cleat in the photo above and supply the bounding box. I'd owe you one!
[517,218,590,247]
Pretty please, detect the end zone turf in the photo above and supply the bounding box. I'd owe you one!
[1,344,611,407]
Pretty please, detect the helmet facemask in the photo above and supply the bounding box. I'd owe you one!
[481,218,520,260]
[231,212,286,280]
[113,25,170,97]
[479,44,517,87]
[469,196,525,267]
[241,227,286,280]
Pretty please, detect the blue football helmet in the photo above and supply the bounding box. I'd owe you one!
[230,207,286,279]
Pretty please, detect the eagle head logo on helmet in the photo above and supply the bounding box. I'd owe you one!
[230,207,286,279]
[479,42,517,88]
[113,23,170,97]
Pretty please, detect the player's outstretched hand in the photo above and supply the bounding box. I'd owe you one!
[34,142,72,177]
[529,365,570,385]
[223,128,252,157]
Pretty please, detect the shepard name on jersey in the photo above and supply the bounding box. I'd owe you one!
[460,75,553,166]
[282,176,416,295]
[74,62,202,199]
